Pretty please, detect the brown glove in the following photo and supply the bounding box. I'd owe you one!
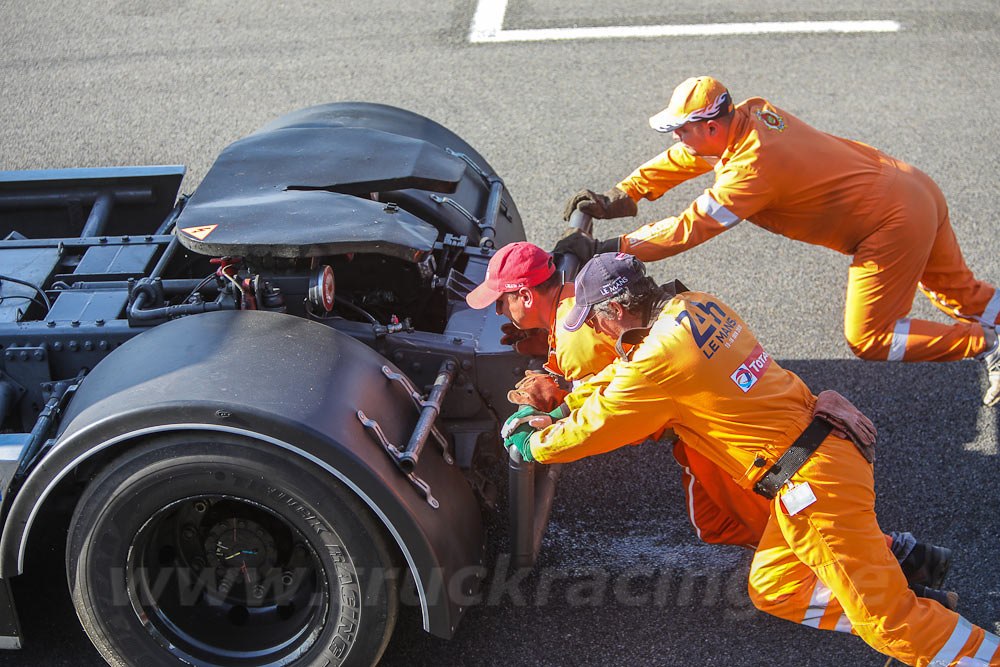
[812,389,877,463]
[500,322,549,356]
[551,228,621,264]
[506,370,568,412]
[562,187,638,221]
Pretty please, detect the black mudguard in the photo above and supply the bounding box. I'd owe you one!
[184,102,524,250]
[0,310,483,638]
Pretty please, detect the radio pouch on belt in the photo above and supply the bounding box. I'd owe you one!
[753,419,832,500]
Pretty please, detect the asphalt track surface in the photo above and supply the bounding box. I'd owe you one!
[2,1,999,666]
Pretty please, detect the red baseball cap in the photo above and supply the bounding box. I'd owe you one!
[466,242,556,309]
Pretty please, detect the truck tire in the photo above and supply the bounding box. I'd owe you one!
[66,433,400,667]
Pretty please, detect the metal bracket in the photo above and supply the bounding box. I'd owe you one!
[3,346,51,382]
[381,365,453,465]
[445,148,490,183]
[428,194,482,228]
[427,194,506,236]
[3,345,52,425]
[357,410,439,509]
[440,148,509,251]
[440,233,468,248]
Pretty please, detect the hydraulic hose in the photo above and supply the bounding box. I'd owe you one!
[128,290,229,321]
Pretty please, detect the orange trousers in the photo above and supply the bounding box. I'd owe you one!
[674,441,769,548]
[676,440,897,550]
[748,435,999,666]
[844,159,998,362]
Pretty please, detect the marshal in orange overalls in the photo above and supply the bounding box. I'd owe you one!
[529,289,999,667]
[612,99,999,363]
[546,292,769,547]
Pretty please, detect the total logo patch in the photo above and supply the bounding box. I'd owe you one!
[730,343,771,392]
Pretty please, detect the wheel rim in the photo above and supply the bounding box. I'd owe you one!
[125,494,333,666]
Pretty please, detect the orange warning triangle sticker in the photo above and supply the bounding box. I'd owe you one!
[180,224,218,240]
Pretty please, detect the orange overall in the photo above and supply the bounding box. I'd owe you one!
[548,292,767,547]
[614,98,999,362]
[544,294,619,385]
[529,290,999,666]
[672,441,768,548]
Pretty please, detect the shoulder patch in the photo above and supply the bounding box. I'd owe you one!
[755,109,785,132]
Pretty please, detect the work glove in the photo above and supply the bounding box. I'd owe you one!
[501,405,546,439]
[507,370,568,412]
[500,322,550,356]
[812,389,877,463]
[505,424,536,462]
[501,403,567,439]
[551,228,622,264]
[562,187,638,221]
[503,404,569,462]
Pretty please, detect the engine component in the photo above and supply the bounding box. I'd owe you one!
[308,264,335,312]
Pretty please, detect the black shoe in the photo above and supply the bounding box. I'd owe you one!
[901,543,951,589]
[910,583,959,611]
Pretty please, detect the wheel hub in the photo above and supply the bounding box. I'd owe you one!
[127,495,331,665]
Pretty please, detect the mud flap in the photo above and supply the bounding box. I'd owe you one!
[0,578,21,649]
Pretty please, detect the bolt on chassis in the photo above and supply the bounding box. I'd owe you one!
[0,103,587,666]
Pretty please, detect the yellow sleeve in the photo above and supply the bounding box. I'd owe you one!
[563,362,617,410]
[550,298,619,382]
[620,165,775,261]
[529,363,675,464]
[616,144,714,202]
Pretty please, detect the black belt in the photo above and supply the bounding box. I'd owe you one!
[753,418,833,500]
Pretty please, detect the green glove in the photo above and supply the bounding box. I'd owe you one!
[501,405,544,439]
[503,405,568,462]
[548,404,568,420]
[504,425,536,462]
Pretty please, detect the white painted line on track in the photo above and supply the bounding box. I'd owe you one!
[469,0,900,43]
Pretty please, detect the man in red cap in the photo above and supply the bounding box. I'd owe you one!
[558,76,1000,405]
[466,241,617,384]
[467,241,771,547]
